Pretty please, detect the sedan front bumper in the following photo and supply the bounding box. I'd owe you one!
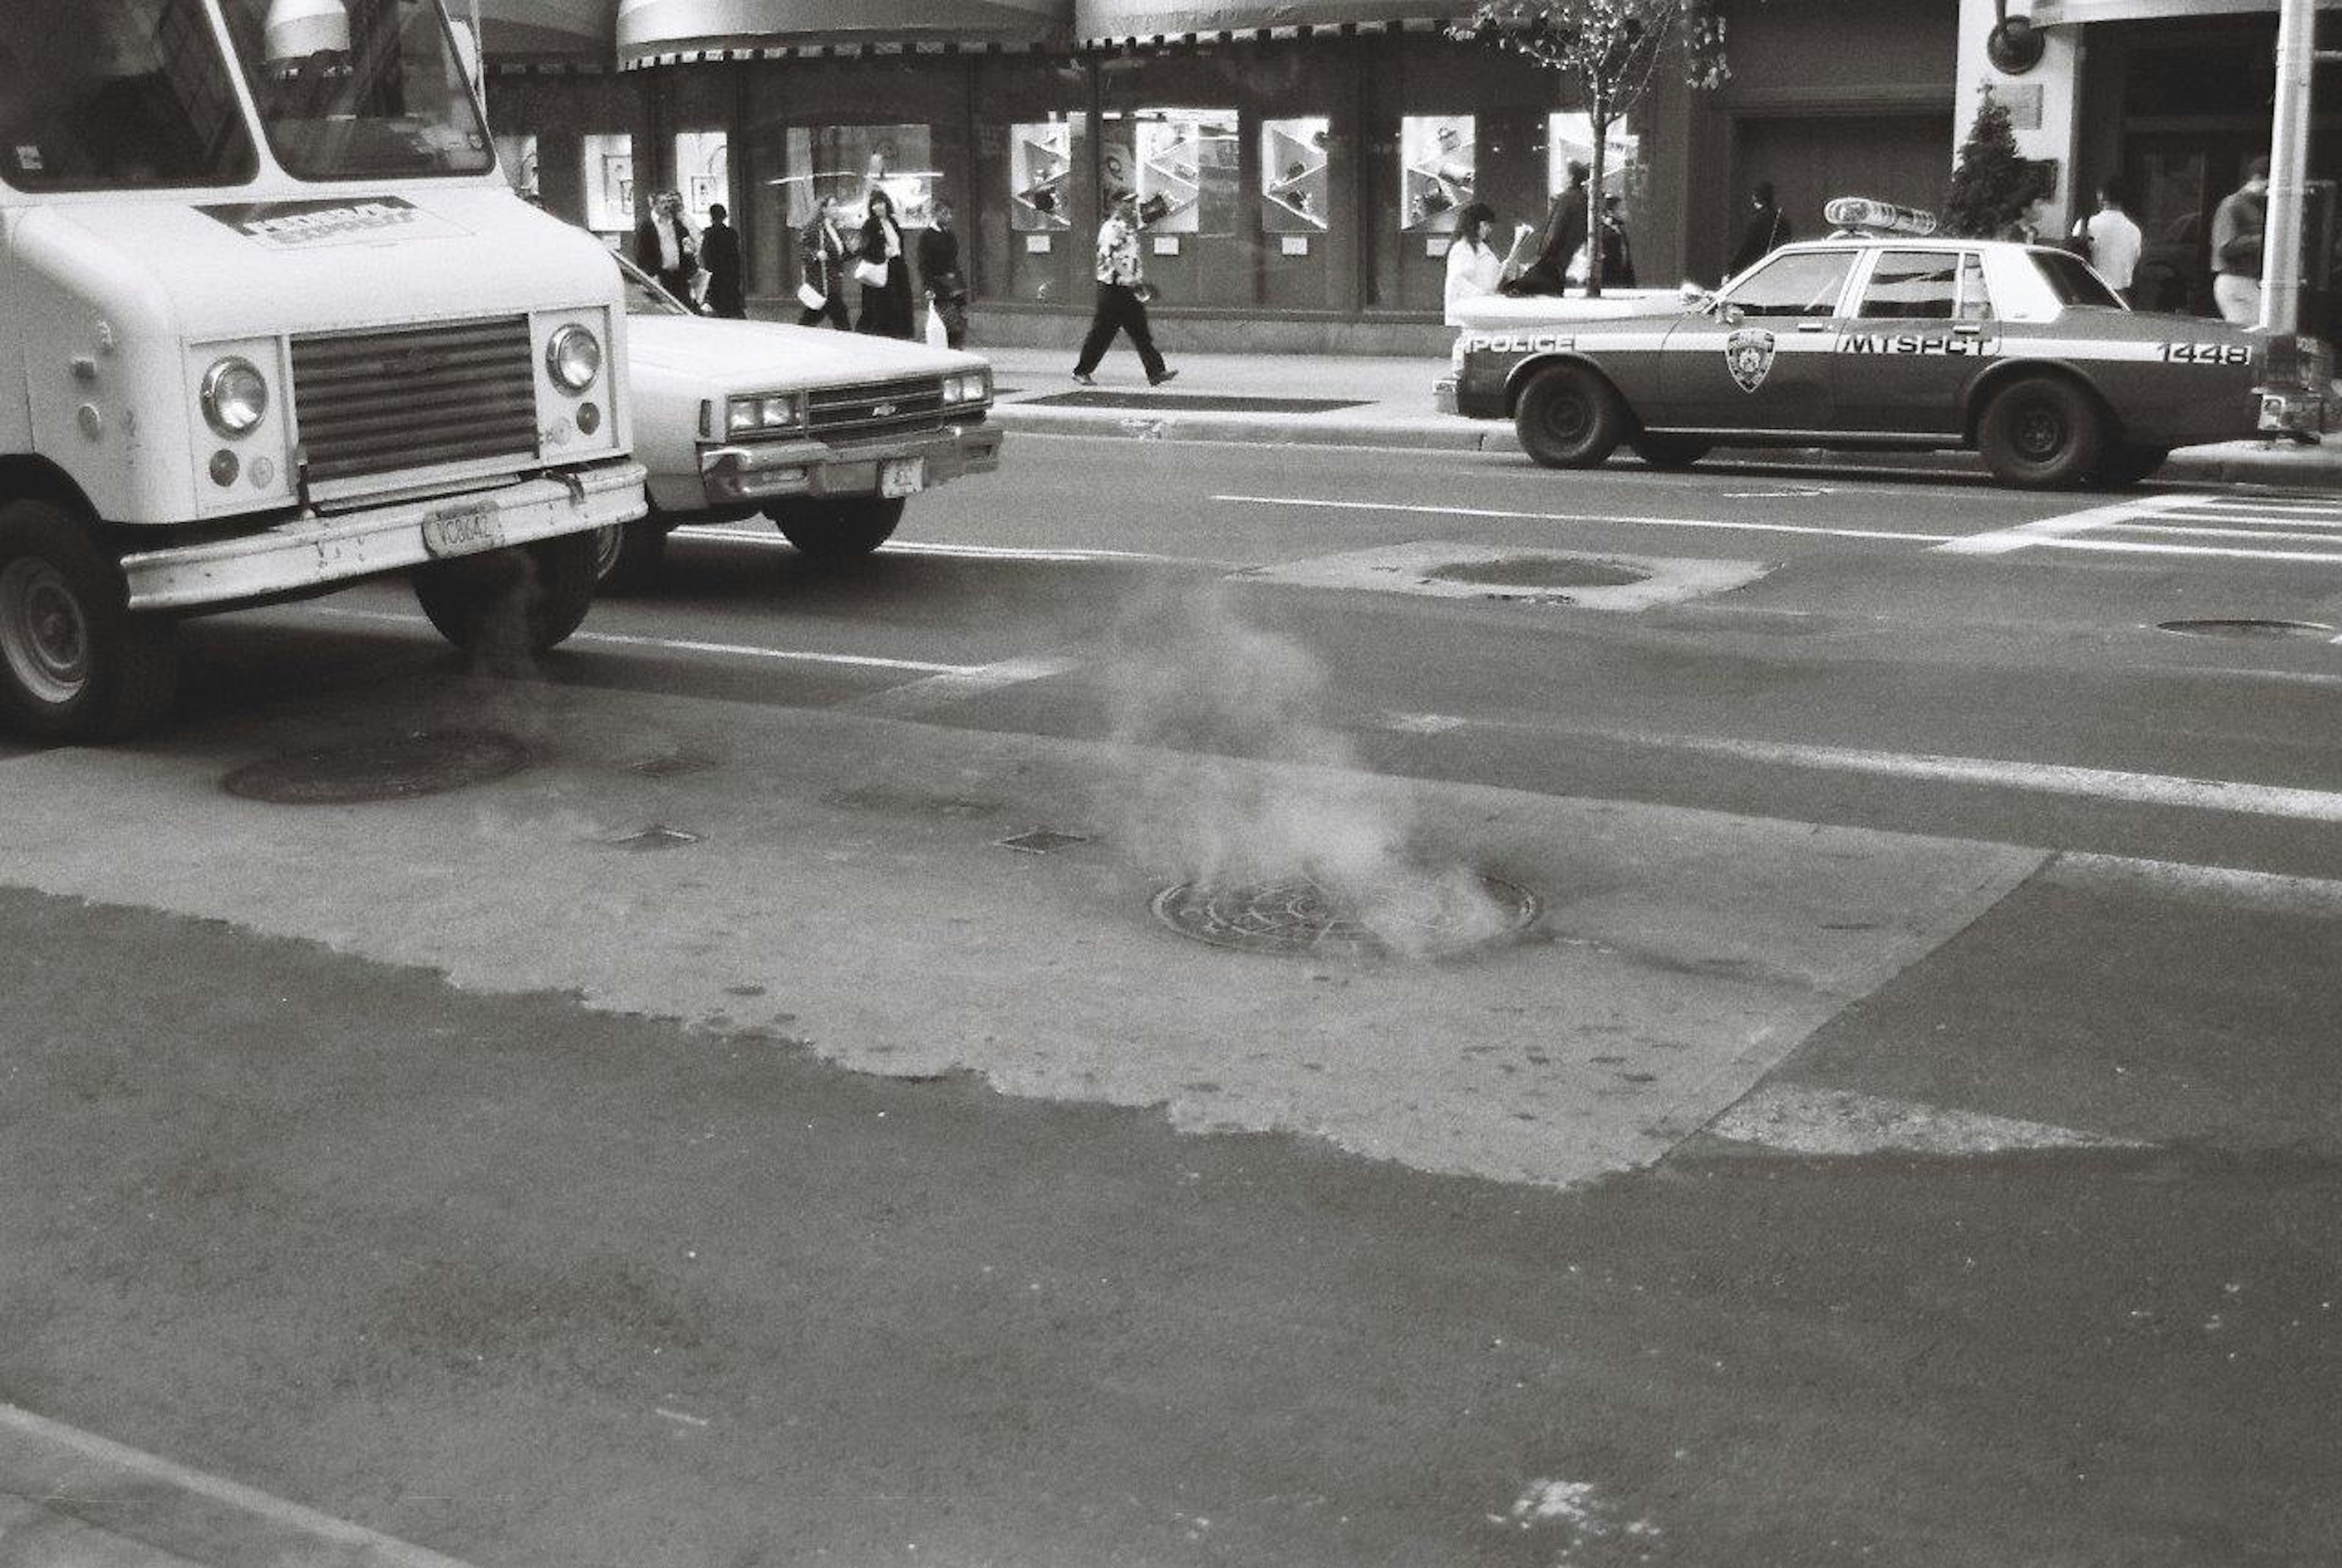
[700,421,1004,507]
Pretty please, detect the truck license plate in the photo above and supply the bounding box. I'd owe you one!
[421,498,506,557]
[879,457,926,498]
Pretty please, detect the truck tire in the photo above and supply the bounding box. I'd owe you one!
[1630,434,1711,470]
[1979,375,2106,489]
[412,532,600,656]
[1515,364,1624,469]
[0,499,179,740]
[768,496,906,562]
[593,517,670,594]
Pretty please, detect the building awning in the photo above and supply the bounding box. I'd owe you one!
[2027,0,2330,25]
[618,0,1073,66]
[478,0,620,64]
[1075,1,1466,47]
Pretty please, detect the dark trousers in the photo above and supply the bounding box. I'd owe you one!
[1073,282,1166,380]
[798,292,850,329]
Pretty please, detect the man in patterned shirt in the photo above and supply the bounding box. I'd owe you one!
[1073,190,1176,386]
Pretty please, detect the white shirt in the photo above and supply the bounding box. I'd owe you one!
[2075,207,2143,290]
[654,215,683,272]
[1444,236,1504,325]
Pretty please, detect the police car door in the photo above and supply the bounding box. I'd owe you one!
[1655,249,1858,432]
[1833,248,1992,438]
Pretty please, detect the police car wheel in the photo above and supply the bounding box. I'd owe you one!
[1979,376,2106,490]
[0,499,179,741]
[1630,435,1711,470]
[2091,443,2169,489]
[1516,365,1624,470]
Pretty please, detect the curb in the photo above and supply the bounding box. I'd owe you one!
[990,404,2342,489]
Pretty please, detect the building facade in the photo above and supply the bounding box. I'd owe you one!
[479,1,1962,351]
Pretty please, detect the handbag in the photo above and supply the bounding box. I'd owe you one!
[797,281,826,312]
[923,303,949,349]
[853,258,889,288]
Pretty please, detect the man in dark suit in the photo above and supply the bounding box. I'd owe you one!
[699,201,745,318]
[634,190,698,303]
[797,195,851,329]
[1727,182,1792,279]
[1503,160,1589,297]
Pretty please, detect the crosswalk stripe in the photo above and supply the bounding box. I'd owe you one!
[2107,521,2342,544]
[2030,535,2342,564]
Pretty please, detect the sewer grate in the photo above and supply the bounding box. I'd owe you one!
[223,729,530,805]
[1424,556,1650,591]
[2156,618,2336,640]
[1000,828,1089,854]
[1154,872,1539,961]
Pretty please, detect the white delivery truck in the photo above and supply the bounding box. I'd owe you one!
[0,0,646,739]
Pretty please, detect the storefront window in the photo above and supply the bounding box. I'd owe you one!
[581,131,632,236]
[1548,112,1640,205]
[779,124,937,229]
[1262,116,1331,234]
[495,133,539,204]
[1010,120,1075,232]
[673,130,729,230]
[1110,107,1237,235]
[1400,114,1475,234]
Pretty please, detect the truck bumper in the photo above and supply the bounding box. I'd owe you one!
[121,461,648,613]
[698,421,1004,509]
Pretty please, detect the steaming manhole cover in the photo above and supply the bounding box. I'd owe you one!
[1153,873,1539,960]
[223,729,531,804]
[1424,557,1650,591]
[2157,618,2335,640]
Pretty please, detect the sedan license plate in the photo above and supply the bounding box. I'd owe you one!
[879,457,926,499]
[421,498,506,558]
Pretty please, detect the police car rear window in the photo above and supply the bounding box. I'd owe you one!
[1859,251,1959,320]
[2033,251,2124,308]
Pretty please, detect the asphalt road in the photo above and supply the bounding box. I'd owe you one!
[1,437,2337,1567]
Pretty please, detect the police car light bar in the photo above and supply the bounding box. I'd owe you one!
[1822,196,1939,238]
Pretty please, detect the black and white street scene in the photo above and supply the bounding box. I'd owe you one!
[3,2,2340,1566]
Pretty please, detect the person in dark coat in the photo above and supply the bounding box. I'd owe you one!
[917,198,968,349]
[1502,160,1589,297]
[698,201,745,318]
[797,195,851,329]
[856,188,915,340]
[633,190,698,303]
[1727,181,1792,279]
[1599,195,1636,288]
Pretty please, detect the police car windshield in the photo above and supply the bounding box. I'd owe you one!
[0,0,260,191]
[2033,249,2124,309]
[218,0,493,181]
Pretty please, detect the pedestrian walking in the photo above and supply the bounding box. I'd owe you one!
[2211,156,2269,326]
[855,189,915,340]
[1503,160,1589,297]
[795,194,851,329]
[1443,202,1506,325]
[1599,195,1636,288]
[1726,181,1791,279]
[918,198,969,349]
[634,190,699,304]
[2069,179,2143,305]
[1072,190,1175,387]
[698,201,745,318]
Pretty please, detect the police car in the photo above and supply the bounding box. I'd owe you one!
[1441,198,2326,489]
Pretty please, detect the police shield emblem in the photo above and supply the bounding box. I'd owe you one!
[1725,326,1777,393]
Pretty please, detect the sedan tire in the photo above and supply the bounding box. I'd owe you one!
[1978,375,2107,490]
[768,496,906,562]
[1515,364,1624,470]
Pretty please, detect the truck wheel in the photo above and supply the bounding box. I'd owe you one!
[769,496,906,562]
[593,518,670,594]
[2091,443,2169,489]
[0,499,179,740]
[1979,376,2106,489]
[1515,365,1624,469]
[413,532,600,656]
[1630,434,1711,470]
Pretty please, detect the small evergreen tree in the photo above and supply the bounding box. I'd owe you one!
[1944,90,2041,239]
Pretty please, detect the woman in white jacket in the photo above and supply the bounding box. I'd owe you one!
[1444,202,1505,326]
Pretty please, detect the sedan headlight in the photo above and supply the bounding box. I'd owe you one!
[940,369,992,406]
[726,393,804,434]
[546,324,603,393]
[200,356,269,439]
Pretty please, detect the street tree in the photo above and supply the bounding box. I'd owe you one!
[1944,88,2042,240]
[1452,0,1735,298]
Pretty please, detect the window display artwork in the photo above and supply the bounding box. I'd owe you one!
[1262,117,1331,234]
[1011,121,1074,232]
[1126,108,1236,235]
[1400,115,1474,234]
[674,131,729,229]
[581,132,633,234]
[494,134,539,204]
[779,126,938,229]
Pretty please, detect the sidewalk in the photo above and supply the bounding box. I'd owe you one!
[979,343,2342,489]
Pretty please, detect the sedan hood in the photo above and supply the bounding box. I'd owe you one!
[625,313,986,389]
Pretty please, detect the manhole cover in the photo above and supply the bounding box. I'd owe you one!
[1424,557,1650,591]
[2157,618,2335,640]
[1153,872,1539,960]
[223,729,530,805]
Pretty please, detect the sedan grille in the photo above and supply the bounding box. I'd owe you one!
[805,376,948,444]
[290,315,537,485]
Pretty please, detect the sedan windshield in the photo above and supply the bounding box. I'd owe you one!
[617,254,693,317]
[0,0,258,191]
[218,0,492,181]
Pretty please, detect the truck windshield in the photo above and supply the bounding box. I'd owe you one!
[0,0,259,191]
[218,0,493,181]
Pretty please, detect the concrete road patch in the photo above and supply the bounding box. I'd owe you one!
[1234,541,1772,609]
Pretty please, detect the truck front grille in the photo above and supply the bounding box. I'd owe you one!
[806,376,947,444]
[290,315,537,485]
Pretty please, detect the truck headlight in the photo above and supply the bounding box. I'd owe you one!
[546,324,602,393]
[201,356,269,439]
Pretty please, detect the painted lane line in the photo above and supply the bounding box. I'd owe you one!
[1705,1084,2143,1157]
[1214,493,1957,545]
[0,1402,477,1568]
[681,527,1206,566]
[308,606,975,675]
[842,654,1078,718]
[1932,492,2202,555]
[2030,535,2342,565]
